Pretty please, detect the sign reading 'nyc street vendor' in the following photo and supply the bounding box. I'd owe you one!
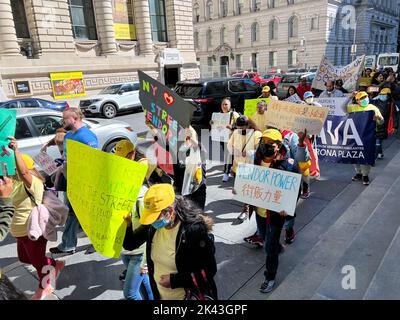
[234,163,301,216]
[138,71,196,147]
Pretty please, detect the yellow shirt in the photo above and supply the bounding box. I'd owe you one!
[347,104,384,124]
[228,130,262,173]
[250,113,268,131]
[256,160,271,218]
[11,175,44,238]
[151,221,185,300]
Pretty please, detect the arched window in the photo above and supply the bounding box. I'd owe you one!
[220,26,227,45]
[220,0,228,17]
[269,19,278,40]
[236,24,243,44]
[194,2,200,22]
[288,16,298,38]
[251,22,260,43]
[206,0,213,20]
[236,0,244,15]
[206,29,212,48]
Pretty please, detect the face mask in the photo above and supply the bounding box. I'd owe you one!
[378,95,388,102]
[259,142,276,158]
[240,129,247,136]
[152,216,170,230]
[360,98,369,107]
[305,98,314,104]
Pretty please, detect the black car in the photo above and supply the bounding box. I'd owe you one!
[174,77,261,126]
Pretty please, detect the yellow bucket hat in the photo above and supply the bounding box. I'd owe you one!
[115,140,135,158]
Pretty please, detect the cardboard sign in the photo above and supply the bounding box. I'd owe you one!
[312,55,365,92]
[285,93,304,104]
[316,112,376,165]
[234,163,302,216]
[33,152,58,176]
[244,98,269,117]
[210,112,231,142]
[0,109,16,176]
[315,97,348,116]
[139,71,196,148]
[67,140,148,258]
[265,100,329,135]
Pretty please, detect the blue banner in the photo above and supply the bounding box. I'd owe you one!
[316,111,376,165]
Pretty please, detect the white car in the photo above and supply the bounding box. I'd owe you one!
[79,82,141,119]
[15,108,137,161]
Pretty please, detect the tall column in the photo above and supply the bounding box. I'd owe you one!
[133,0,153,56]
[0,0,21,56]
[94,0,118,54]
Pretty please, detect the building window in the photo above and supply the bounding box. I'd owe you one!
[194,3,200,22]
[207,56,213,66]
[311,17,318,30]
[288,16,298,38]
[252,0,261,12]
[269,51,277,67]
[11,0,30,39]
[206,0,213,20]
[288,0,294,4]
[68,0,97,40]
[221,0,228,17]
[207,29,212,48]
[236,24,243,44]
[220,26,227,45]
[251,22,260,43]
[268,0,276,9]
[236,54,242,70]
[236,0,244,15]
[252,53,258,72]
[288,49,297,67]
[194,31,199,49]
[149,0,167,42]
[269,19,278,40]
[112,0,136,40]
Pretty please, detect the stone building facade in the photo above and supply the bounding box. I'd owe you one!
[193,0,399,75]
[0,0,199,101]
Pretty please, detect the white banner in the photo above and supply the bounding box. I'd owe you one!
[33,152,58,176]
[312,55,365,92]
[210,112,231,142]
[234,163,302,216]
[285,93,305,104]
[315,97,349,116]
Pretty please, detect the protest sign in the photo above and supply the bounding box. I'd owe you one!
[33,152,58,176]
[0,109,16,176]
[234,163,301,216]
[67,140,148,258]
[139,70,196,148]
[265,100,329,135]
[244,98,269,117]
[316,111,376,165]
[312,55,365,92]
[285,93,304,104]
[315,97,348,116]
[210,112,231,142]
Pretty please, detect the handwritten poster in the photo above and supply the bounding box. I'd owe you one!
[0,109,16,176]
[210,112,231,142]
[285,93,304,104]
[244,98,269,117]
[234,163,301,216]
[315,97,348,116]
[33,152,58,176]
[67,140,148,258]
[265,100,329,135]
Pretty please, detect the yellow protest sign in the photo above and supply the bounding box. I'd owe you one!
[265,100,329,135]
[67,140,148,258]
[244,98,269,117]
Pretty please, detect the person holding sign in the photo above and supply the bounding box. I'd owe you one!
[348,91,384,186]
[123,184,217,300]
[248,100,269,132]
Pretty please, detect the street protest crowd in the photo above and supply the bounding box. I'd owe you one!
[0,57,399,300]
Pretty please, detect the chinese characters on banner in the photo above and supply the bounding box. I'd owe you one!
[265,100,329,135]
[234,163,302,216]
[210,112,231,142]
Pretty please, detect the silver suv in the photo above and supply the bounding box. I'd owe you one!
[79,82,141,119]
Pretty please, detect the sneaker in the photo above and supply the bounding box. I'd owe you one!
[252,236,264,248]
[285,228,295,245]
[377,153,384,159]
[119,269,127,281]
[236,211,248,223]
[260,280,275,293]
[362,176,370,186]
[300,190,310,199]
[49,247,75,255]
[30,285,54,300]
[243,233,258,244]
[352,173,362,181]
[222,173,229,182]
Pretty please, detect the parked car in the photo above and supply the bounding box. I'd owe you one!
[261,73,284,86]
[231,71,268,84]
[174,77,261,126]
[277,73,315,99]
[79,82,141,119]
[15,108,138,163]
[0,98,69,112]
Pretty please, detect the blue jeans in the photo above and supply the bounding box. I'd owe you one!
[58,195,80,252]
[121,254,154,300]
[375,138,383,157]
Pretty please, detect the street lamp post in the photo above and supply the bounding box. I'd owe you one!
[351,7,374,61]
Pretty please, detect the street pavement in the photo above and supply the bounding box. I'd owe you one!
[1,110,399,300]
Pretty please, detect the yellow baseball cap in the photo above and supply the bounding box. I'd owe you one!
[140,184,175,225]
[115,140,135,158]
[355,91,368,101]
[21,154,34,170]
[380,88,391,95]
[261,129,283,142]
[262,86,271,93]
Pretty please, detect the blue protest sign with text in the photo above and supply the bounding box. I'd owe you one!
[316,111,376,165]
[0,109,16,176]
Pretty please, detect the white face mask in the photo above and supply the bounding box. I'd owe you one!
[305,97,314,104]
